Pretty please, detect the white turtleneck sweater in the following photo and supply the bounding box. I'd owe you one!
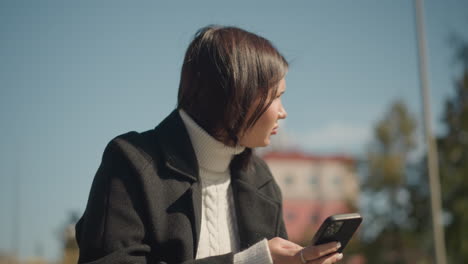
[178,110,273,264]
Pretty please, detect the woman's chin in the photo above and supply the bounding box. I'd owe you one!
[258,138,271,148]
[241,136,271,148]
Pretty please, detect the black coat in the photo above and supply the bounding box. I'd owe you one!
[76,110,287,264]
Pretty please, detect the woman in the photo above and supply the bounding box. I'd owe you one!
[76,25,343,264]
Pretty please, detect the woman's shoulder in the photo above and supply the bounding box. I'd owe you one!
[248,154,284,202]
[102,128,159,169]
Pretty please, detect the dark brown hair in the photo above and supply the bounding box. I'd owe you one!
[177,25,288,169]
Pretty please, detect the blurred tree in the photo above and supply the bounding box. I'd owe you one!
[368,101,416,188]
[361,100,429,264]
[438,41,468,263]
[61,211,80,264]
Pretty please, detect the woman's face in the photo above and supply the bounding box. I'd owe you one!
[239,78,287,148]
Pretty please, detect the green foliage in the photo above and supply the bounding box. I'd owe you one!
[438,42,468,263]
[361,100,434,263]
[368,100,416,188]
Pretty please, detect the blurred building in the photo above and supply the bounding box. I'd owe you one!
[262,151,360,243]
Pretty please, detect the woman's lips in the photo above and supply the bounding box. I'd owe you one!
[271,126,279,135]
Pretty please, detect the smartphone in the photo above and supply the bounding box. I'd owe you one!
[311,213,362,252]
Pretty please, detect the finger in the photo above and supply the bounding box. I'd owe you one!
[308,252,343,264]
[303,242,341,260]
[272,237,303,250]
[280,240,303,250]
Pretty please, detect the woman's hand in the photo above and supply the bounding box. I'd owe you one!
[268,237,343,264]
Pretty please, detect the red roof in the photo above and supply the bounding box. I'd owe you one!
[262,150,355,164]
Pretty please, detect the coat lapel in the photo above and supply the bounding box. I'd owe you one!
[232,165,281,250]
[154,110,202,257]
[162,176,202,257]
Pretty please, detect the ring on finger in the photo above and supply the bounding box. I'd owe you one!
[300,249,307,264]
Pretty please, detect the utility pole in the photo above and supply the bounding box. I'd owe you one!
[414,0,447,263]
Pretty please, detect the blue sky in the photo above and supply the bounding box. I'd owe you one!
[1,0,467,261]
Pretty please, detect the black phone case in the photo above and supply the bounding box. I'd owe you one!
[311,213,362,253]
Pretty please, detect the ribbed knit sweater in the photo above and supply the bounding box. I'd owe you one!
[179,110,273,264]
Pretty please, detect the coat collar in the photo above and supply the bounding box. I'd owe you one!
[154,109,274,188]
[153,110,280,253]
[154,109,199,182]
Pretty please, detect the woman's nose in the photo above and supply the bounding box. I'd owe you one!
[278,107,287,119]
